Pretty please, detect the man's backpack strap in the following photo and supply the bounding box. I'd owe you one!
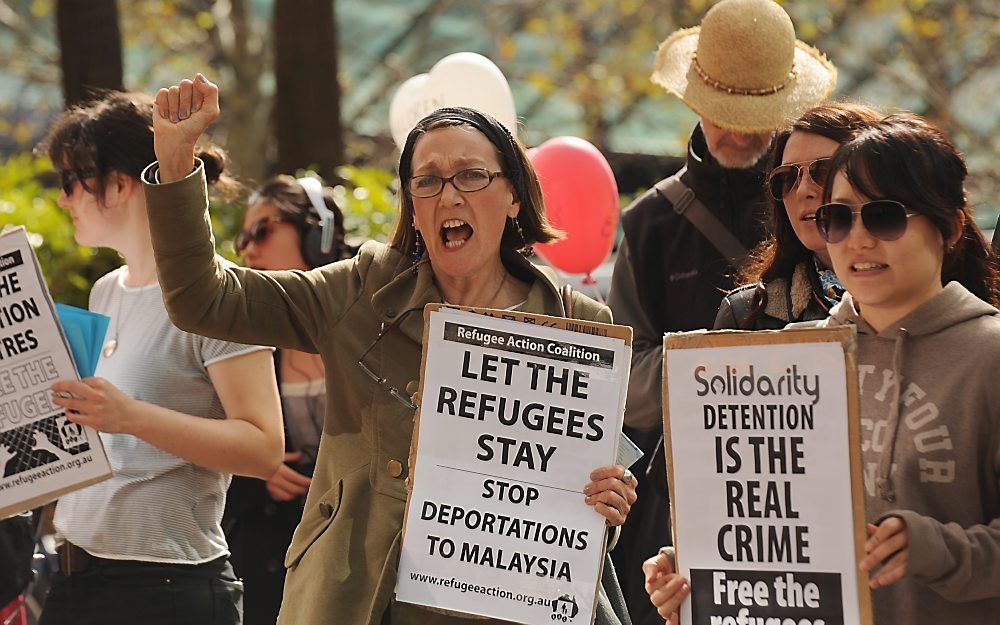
[653,166,749,266]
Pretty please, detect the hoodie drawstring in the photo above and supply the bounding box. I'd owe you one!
[876,328,909,502]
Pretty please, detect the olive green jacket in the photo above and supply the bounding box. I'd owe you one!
[142,162,631,625]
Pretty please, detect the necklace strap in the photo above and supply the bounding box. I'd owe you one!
[487,272,509,308]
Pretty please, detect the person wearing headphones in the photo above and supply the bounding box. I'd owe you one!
[225,174,355,625]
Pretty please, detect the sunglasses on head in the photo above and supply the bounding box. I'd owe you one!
[766,158,832,201]
[814,200,919,244]
[59,168,99,196]
[235,216,291,254]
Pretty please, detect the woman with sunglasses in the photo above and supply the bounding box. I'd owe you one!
[713,102,883,330]
[644,103,885,624]
[37,92,284,625]
[142,75,636,625]
[811,113,1000,625]
[652,114,1000,625]
[225,175,354,625]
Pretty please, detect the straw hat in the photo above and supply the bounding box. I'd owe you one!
[651,0,837,133]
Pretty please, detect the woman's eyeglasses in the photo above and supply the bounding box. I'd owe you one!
[406,168,505,198]
[356,306,425,411]
[765,158,832,200]
[814,200,919,244]
[59,169,99,196]
[235,216,291,254]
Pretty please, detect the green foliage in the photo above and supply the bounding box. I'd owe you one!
[0,154,119,308]
[332,165,399,246]
[208,194,252,262]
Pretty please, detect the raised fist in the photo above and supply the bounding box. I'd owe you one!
[152,73,221,182]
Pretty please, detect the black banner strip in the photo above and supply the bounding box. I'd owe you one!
[443,322,615,369]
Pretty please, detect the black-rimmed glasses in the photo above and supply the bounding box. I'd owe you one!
[356,306,426,411]
[406,168,505,198]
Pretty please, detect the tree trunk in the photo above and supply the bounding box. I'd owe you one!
[273,0,343,178]
[207,0,272,183]
[56,0,124,106]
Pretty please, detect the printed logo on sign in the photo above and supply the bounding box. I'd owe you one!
[551,594,579,622]
[58,419,85,449]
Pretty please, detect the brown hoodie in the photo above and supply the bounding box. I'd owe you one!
[820,282,1000,625]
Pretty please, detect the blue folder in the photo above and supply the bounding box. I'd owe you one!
[55,304,110,378]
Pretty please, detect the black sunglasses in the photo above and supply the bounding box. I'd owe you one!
[59,169,99,196]
[355,306,425,411]
[814,200,919,244]
[766,158,832,201]
[235,216,291,255]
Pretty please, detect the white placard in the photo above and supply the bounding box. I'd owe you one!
[664,331,871,625]
[396,307,630,625]
[0,228,111,518]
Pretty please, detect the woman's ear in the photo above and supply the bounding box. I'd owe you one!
[100,172,138,209]
[506,189,521,220]
[948,209,966,250]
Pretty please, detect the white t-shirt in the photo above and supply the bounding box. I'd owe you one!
[55,266,271,564]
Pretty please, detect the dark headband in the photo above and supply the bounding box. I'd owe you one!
[401,106,527,203]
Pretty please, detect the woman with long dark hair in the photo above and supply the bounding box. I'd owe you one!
[144,75,637,625]
[714,102,883,329]
[225,174,354,625]
[814,112,1000,625]
[39,92,283,625]
[648,113,1000,625]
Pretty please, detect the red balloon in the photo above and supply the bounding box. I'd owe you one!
[528,137,618,276]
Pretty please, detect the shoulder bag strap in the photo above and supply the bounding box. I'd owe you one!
[560,284,574,318]
[653,166,749,266]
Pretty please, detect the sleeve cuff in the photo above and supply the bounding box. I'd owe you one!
[141,158,216,258]
[141,158,202,186]
[882,509,951,583]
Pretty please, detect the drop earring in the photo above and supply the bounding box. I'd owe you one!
[511,216,531,256]
[412,223,425,273]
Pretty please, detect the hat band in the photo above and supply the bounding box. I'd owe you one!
[692,54,796,96]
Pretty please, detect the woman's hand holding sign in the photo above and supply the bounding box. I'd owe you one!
[643,547,689,625]
[860,516,909,589]
[52,377,137,434]
[584,465,637,526]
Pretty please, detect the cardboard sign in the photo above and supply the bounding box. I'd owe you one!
[663,327,872,625]
[0,228,111,518]
[396,305,632,625]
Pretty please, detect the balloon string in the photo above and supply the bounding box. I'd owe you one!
[582,274,605,304]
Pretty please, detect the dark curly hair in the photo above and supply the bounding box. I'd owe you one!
[39,90,239,203]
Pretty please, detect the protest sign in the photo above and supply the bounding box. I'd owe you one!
[0,228,111,518]
[663,327,871,625]
[396,305,632,625]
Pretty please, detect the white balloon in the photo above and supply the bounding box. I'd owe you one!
[389,52,518,149]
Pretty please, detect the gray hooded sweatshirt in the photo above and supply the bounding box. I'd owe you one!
[820,282,1000,625]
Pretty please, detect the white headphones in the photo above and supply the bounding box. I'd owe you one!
[297,175,336,255]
